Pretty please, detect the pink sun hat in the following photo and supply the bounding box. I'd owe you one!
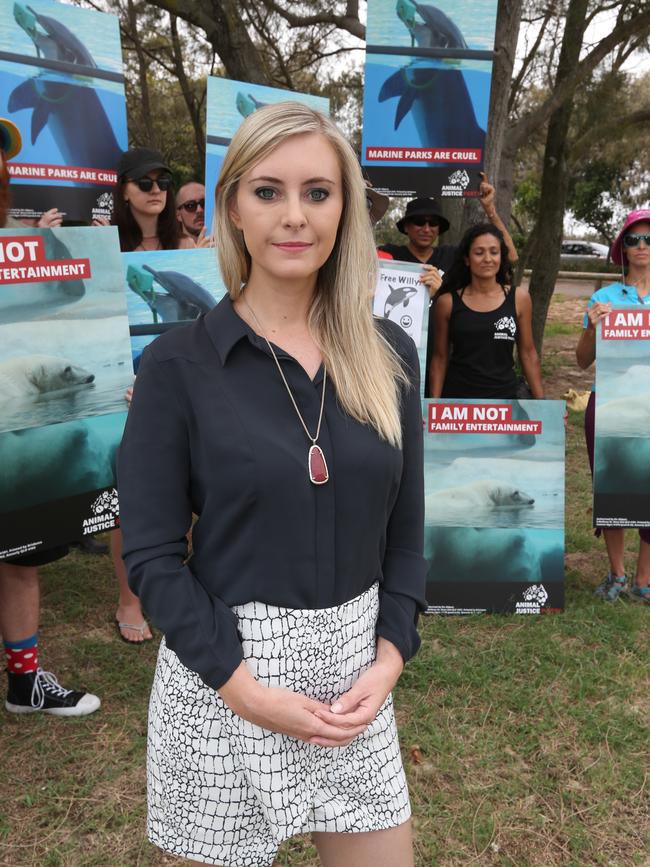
[610,208,650,265]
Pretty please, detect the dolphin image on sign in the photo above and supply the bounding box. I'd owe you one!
[397,0,468,49]
[235,92,267,119]
[127,263,216,324]
[8,3,122,169]
[0,230,85,322]
[383,282,418,318]
[379,64,485,149]
[14,3,97,65]
[379,0,485,151]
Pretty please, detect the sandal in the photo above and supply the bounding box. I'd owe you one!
[115,619,152,644]
[629,585,650,605]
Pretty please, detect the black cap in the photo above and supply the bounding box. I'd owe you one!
[117,147,170,180]
[396,197,450,234]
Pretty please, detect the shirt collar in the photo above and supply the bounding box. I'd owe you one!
[204,294,257,365]
[203,294,325,384]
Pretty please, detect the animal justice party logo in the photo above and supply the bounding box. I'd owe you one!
[83,488,120,534]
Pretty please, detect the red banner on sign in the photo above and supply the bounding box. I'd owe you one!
[7,163,117,185]
[0,236,91,284]
[600,309,650,340]
[365,147,482,163]
[428,403,542,435]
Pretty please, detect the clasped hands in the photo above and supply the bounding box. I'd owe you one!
[219,637,403,748]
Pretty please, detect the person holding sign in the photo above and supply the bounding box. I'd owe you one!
[118,102,425,867]
[0,117,101,717]
[428,223,544,400]
[576,209,650,604]
[99,148,195,252]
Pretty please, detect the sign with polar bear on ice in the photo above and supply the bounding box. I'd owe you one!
[424,398,565,614]
[0,226,130,559]
[594,309,650,528]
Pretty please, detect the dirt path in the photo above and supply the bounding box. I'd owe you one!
[542,292,595,399]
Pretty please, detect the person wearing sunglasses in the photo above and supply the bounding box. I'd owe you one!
[379,176,518,395]
[107,148,195,644]
[378,174,517,273]
[176,181,206,239]
[109,148,194,252]
[577,208,650,605]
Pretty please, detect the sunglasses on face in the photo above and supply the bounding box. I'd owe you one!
[178,198,205,213]
[129,175,172,193]
[623,233,650,248]
[409,216,439,228]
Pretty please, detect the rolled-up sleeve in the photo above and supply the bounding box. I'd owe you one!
[117,347,242,689]
[376,335,427,663]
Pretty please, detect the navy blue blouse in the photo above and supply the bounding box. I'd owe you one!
[118,296,426,689]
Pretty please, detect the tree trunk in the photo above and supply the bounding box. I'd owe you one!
[460,0,521,233]
[127,0,156,148]
[147,0,270,83]
[525,0,589,355]
[169,14,205,170]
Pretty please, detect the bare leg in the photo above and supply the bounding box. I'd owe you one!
[112,529,152,642]
[602,528,625,577]
[313,820,414,867]
[634,538,650,588]
[0,563,39,642]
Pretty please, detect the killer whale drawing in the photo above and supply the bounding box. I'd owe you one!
[8,3,122,169]
[379,0,485,152]
[383,282,418,318]
[127,263,217,323]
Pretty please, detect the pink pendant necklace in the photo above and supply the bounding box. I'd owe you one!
[242,294,329,485]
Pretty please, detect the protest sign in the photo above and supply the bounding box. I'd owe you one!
[374,260,428,397]
[0,226,131,558]
[204,77,329,226]
[123,248,228,371]
[593,309,650,528]
[423,399,565,614]
[361,0,497,198]
[0,0,127,222]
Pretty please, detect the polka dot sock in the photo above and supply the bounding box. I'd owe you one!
[4,634,38,674]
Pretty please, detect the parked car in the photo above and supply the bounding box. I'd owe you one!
[561,240,610,259]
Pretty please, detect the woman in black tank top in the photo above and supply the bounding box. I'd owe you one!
[428,223,544,399]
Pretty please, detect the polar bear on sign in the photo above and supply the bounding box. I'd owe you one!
[0,354,95,401]
[426,479,535,521]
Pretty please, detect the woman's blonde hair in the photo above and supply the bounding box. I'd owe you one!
[214,101,408,447]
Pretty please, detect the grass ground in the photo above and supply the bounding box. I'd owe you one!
[1,293,649,867]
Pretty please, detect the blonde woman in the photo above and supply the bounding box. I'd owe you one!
[118,102,426,867]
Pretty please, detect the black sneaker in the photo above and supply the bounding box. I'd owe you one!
[5,668,101,716]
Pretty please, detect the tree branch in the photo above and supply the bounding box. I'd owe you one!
[262,0,365,40]
[507,8,650,152]
[571,106,650,159]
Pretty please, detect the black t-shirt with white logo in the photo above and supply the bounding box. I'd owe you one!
[442,287,518,399]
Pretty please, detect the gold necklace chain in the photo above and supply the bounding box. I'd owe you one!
[241,293,327,446]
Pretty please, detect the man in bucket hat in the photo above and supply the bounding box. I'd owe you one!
[378,173,517,273]
[378,173,518,395]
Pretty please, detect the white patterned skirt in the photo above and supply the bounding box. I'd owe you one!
[147,582,411,867]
